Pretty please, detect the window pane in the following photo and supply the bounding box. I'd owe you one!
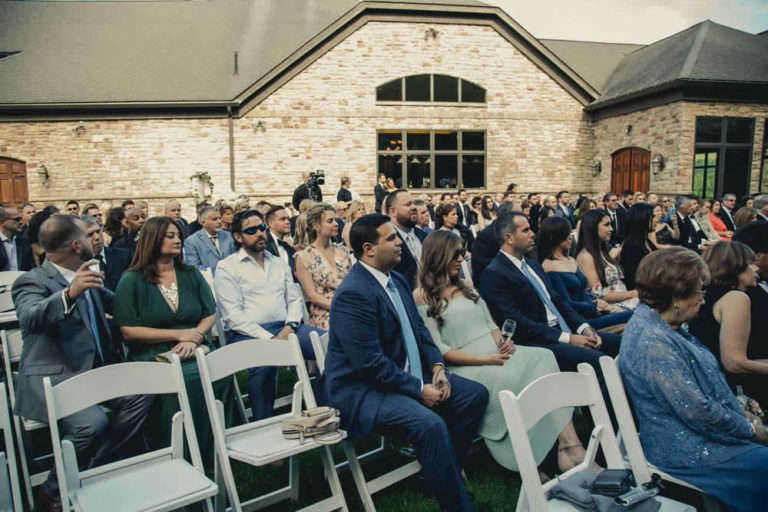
[692,168,704,197]
[435,131,458,150]
[705,167,716,198]
[406,131,430,151]
[696,118,722,143]
[462,156,485,188]
[726,118,753,143]
[694,153,705,167]
[463,131,485,150]
[407,155,431,189]
[378,155,403,187]
[433,75,458,102]
[435,155,458,189]
[461,79,485,103]
[377,131,402,151]
[376,79,402,102]
[405,74,430,101]
[723,148,751,198]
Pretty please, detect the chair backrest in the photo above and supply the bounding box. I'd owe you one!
[198,267,229,346]
[0,292,14,312]
[0,385,23,512]
[310,331,329,373]
[1,329,23,406]
[599,356,654,484]
[0,271,25,288]
[499,363,624,511]
[43,356,204,511]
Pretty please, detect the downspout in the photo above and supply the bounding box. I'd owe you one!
[227,105,236,192]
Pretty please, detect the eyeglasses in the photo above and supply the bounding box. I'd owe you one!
[452,248,467,261]
[241,224,267,235]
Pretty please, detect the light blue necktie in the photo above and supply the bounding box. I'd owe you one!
[84,290,105,363]
[386,278,423,382]
[520,260,572,334]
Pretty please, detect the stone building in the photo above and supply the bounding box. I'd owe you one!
[0,0,766,212]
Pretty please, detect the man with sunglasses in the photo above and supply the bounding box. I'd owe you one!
[0,205,34,271]
[214,210,321,421]
[65,200,80,215]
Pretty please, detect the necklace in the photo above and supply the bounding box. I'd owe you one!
[158,281,178,309]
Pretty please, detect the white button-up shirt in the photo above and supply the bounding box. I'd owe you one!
[393,224,422,265]
[214,248,303,339]
[1,232,17,271]
[500,251,588,343]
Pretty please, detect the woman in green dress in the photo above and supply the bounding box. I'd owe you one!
[414,230,587,476]
[113,216,235,467]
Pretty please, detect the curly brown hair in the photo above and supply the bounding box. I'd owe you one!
[417,230,478,329]
[636,247,710,312]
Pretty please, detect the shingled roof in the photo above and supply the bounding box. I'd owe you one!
[587,20,768,110]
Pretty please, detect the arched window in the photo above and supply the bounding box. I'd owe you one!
[376,74,486,103]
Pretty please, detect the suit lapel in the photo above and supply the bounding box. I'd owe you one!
[355,263,399,320]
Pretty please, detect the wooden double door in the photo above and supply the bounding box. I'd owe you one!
[0,158,29,207]
[611,147,649,193]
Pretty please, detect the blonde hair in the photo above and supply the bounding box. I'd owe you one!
[299,199,315,213]
[305,203,336,243]
[346,200,366,224]
[293,212,311,251]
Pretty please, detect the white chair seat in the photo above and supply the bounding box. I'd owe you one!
[226,420,347,466]
[546,496,692,511]
[20,417,46,431]
[72,458,217,512]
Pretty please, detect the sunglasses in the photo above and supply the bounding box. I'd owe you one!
[453,248,467,261]
[66,207,79,212]
[241,224,267,235]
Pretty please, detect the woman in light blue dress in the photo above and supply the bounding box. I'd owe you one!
[414,230,587,475]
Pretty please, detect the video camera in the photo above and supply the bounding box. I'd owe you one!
[308,169,325,202]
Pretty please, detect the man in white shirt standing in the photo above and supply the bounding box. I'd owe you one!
[214,210,321,421]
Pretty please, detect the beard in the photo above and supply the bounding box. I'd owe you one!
[398,213,417,229]
[244,238,266,253]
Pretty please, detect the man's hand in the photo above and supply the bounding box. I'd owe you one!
[272,326,294,340]
[583,328,603,349]
[569,334,599,349]
[420,384,443,408]
[176,328,204,345]
[432,365,451,401]
[68,259,104,300]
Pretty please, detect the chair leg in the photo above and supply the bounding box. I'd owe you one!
[288,455,300,502]
[213,453,226,512]
[320,445,348,512]
[342,441,375,512]
[11,419,34,509]
[217,454,243,512]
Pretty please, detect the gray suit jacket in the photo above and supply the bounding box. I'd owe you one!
[183,228,235,275]
[11,260,118,422]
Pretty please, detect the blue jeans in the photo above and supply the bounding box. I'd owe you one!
[228,321,323,421]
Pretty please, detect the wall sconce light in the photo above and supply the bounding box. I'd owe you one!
[252,121,265,133]
[424,28,439,41]
[650,153,665,174]
[38,164,50,185]
[72,121,85,135]
[591,160,602,177]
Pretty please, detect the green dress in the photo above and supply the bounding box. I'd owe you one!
[417,296,571,471]
[113,266,236,467]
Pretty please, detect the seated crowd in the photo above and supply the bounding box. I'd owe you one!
[3,187,768,512]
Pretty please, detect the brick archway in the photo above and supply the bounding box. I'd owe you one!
[0,157,29,207]
[611,147,650,193]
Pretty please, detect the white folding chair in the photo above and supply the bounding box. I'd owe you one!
[311,330,421,512]
[196,335,348,512]
[599,356,722,510]
[499,363,695,512]
[0,385,23,511]
[0,271,23,323]
[43,356,217,512]
[0,272,24,290]
[2,329,51,508]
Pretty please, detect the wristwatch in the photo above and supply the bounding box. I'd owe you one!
[285,321,300,331]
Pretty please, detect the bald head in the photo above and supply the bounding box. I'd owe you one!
[39,215,87,254]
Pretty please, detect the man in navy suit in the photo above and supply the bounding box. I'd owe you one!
[0,206,34,271]
[82,215,131,292]
[325,214,488,512]
[668,196,707,252]
[386,190,428,290]
[183,206,235,274]
[555,190,576,229]
[603,192,627,246]
[479,212,620,410]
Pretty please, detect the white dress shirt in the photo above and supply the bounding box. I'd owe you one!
[214,248,303,339]
[1,232,17,271]
[270,231,289,266]
[393,224,422,264]
[500,251,589,343]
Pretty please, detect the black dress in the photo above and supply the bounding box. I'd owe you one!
[619,238,656,290]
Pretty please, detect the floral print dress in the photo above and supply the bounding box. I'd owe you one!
[295,243,354,329]
[587,263,639,311]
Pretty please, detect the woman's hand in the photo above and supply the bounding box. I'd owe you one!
[498,340,516,356]
[486,352,511,366]
[173,341,198,360]
[176,328,204,345]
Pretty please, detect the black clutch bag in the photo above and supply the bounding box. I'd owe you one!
[590,469,635,496]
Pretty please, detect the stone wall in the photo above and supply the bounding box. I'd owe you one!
[592,101,768,196]
[0,21,592,212]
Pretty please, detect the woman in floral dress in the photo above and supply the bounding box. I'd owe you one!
[295,203,354,329]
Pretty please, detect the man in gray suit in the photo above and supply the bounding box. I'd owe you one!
[12,215,148,510]
[183,205,235,274]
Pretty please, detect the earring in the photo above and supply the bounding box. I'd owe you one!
[673,302,680,310]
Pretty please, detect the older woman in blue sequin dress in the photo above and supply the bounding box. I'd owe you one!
[620,248,768,512]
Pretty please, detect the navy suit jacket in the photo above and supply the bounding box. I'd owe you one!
[471,223,499,285]
[102,247,131,292]
[605,207,627,245]
[265,230,296,275]
[479,252,585,345]
[392,226,428,290]
[668,213,704,251]
[324,263,443,439]
[0,234,34,271]
[183,228,235,274]
[556,204,576,229]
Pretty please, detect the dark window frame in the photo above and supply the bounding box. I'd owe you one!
[376,129,486,190]
[376,74,486,105]
[692,116,754,199]
[760,119,768,194]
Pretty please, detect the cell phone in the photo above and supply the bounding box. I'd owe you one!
[668,205,676,217]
